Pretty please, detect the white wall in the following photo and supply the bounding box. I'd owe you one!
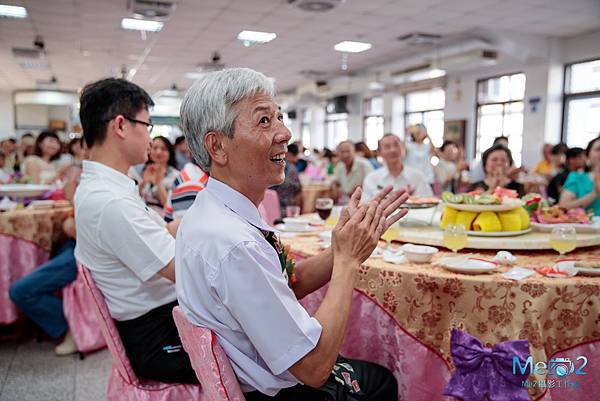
[0,92,15,139]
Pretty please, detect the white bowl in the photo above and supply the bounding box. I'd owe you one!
[283,217,310,231]
[399,243,438,263]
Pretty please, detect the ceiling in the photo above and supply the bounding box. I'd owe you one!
[0,0,599,95]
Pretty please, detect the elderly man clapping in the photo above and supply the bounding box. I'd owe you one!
[176,68,408,400]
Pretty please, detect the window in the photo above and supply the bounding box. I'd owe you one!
[363,96,384,150]
[563,58,600,148]
[324,113,348,148]
[475,73,526,165]
[300,109,311,149]
[404,88,445,147]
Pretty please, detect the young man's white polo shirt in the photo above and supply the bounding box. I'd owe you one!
[176,177,322,396]
[74,160,176,321]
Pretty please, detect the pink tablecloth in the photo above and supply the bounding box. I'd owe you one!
[0,235,49,324]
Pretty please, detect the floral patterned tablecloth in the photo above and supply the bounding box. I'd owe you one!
[282,233,600,399]
[0,206,72,324]
[0,206,72,251]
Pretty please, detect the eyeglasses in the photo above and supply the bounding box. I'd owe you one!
[123,116,154,133]
[103,115,154,133]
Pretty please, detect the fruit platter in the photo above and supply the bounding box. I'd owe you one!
[522,194,600,233]
[441,187,523,212]
[440,188,530,236]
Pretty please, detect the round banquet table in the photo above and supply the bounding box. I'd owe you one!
[281,226,600,401]
[0,206,72,324]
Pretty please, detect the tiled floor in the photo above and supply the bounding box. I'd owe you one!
[0,340,111,401]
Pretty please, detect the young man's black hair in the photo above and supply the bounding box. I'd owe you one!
[79,78,154,149]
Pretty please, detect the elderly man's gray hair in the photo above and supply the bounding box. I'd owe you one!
[180,68,275,172]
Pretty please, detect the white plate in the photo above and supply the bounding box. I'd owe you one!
[466,228,532,237]
[275,224,321,233]
[0,184,52,198]
[443,200,522,212]
[28,200,55,209]
[557,259,600,277]
[531,221,600,234]
[439,257,499,274]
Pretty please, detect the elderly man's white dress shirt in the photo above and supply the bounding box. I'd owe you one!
[176,177,322,396]
[362,164,433,200]
[74,160,176,321]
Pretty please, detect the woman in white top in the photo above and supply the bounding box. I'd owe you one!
[404,123,436,184]
[21,130,62,184]
[131,136,179,215]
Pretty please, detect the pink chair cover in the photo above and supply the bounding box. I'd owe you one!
[78,263,205,401]
[0,235,49,324]
[172,306,245,401]
[260,190,281,225]
[62,266,107,353]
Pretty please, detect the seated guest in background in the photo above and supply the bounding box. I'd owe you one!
[559,136,600,216]
[274,143,302,217]
[292,140,308,173]
[331,140,373,204]
[404,123,435,185]
[163,162,208,222]
[178,67,405,400]
[130,136,180,215]
[22,130,62,184]
[20,132,36,160]
[469,136,510,183]
[534,143,554,178]
[434,140,468,193]
[363,133,432,200]
[174,136,191,170]
[547,147,586,202]
[1,138,18,172]
[322,147,336,175]
[355,141,381,169]
[469,144,525,197]
[9,142,88,356]
[74,78,196,383]
[0,151,10,183]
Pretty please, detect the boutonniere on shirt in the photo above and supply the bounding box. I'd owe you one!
[279,239,297,288]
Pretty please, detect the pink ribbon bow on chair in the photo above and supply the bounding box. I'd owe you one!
[442,328,531,401]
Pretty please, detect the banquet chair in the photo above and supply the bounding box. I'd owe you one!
[172,306,245,401]
[77,263,204,401]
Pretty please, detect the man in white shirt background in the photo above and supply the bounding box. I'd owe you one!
[362,133,433,201]
[331,140,373,204]
[177,68,408,400]
[74,78,197,383]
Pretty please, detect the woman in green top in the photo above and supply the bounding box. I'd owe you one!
[559,136,600,216]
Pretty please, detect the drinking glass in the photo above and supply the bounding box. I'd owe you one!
[443,224,468,253]
[315,198,333,222]
[381,222,400,249]
[550,226,576,256]
[285,206,301,217]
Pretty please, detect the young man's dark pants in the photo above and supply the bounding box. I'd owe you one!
[115,300,198,384]
[245,357,397,401]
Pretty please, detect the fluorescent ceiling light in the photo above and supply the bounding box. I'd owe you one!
[0,4,27,18]
[334,41,372,53]
[121,18,163,32]
[184,72,206,81]
[237,30,276,46]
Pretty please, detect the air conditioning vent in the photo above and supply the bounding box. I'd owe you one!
[12,47,43,59]
[12,47,49,69]
[287,0,344,12]
[127,0,174,19]
[398,32,442,47]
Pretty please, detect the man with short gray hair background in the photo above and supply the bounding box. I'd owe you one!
[176,67,407,400]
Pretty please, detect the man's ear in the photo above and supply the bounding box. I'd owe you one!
[204,132,228,167]
[111,115,127,140]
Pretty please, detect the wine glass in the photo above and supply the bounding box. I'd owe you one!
[443,224,468,253]
[381,222,400,249]
[315,198,333,223]
[285,206,301,217]
[549,226,576,256]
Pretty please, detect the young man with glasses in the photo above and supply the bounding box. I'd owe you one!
[74,78,197,384]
